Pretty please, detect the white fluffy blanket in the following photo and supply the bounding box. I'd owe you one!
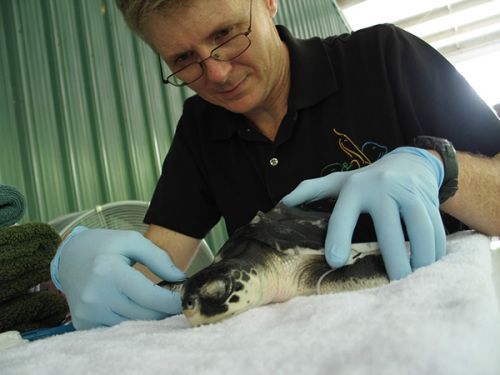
[1,231,499,375]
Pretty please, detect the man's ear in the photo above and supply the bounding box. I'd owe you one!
[264,0,278,17]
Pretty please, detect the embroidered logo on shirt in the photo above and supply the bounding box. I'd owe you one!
[320,128,388,175]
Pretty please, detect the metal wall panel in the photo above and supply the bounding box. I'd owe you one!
[0,0,349,251]
[276,0,349,37]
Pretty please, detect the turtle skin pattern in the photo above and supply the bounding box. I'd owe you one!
[163,202,389,326]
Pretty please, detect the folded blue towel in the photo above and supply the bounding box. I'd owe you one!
[0,185,26,227]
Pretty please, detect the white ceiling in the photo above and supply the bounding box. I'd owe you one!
[336,0,500,105]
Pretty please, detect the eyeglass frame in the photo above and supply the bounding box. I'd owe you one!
[158,0,253,87]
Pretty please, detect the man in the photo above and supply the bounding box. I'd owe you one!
[51,0,500,330]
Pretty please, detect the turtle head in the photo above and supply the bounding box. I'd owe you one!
[181,261,263,326]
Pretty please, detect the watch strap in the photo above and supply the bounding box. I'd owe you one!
[412,136,458,203]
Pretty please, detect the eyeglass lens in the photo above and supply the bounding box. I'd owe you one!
[167,33,251,86]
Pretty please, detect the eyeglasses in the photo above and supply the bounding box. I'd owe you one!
[159,0,253,87]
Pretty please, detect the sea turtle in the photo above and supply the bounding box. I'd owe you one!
[162,202,388,326]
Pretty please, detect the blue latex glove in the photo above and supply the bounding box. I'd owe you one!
[282,147,446,280]
[50,226,186,330]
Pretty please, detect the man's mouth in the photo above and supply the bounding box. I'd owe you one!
[218,76,248,99]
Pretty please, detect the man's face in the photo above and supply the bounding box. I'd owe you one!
[142,0,284,115]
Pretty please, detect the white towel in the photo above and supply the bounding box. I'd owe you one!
[0,331,27,351]
[1,231,499,375]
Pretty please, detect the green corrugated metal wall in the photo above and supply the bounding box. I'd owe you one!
[0,0,349,251]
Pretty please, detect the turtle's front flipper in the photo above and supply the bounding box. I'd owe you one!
[296,245,389,295]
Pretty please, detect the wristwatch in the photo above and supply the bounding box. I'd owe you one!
[412,136,458,203]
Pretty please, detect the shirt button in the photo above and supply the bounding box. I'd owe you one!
[269,157,279,167]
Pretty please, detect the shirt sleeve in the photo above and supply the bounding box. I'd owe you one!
[380,24,500,156]
[144,99,221,239]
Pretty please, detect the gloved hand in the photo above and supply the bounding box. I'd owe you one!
[282,147,447,280]
[50,226,186,330]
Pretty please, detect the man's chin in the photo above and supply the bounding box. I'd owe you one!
[206,94,258,115]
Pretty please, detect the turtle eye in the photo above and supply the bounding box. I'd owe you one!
[184,296,196,310]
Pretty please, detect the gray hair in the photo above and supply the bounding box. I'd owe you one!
[114,0,189,36]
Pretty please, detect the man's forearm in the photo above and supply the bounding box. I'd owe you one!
[441,151,500,235]
[144,224,202,271]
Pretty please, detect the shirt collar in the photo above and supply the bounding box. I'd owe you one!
[208,25,338,141]
[278,25,338,110]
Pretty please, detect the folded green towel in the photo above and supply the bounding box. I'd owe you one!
[0,223,61,303]
[0,291,68,333]
[0,184,26,228]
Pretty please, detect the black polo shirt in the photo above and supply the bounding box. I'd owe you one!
[145,24,500,241]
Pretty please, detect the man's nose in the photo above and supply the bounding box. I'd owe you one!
[202,58,232,84]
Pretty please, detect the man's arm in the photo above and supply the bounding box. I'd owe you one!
[145,224,201,271]
[137,225,201,283]
[441,152,500,236]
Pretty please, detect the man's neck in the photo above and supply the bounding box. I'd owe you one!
[245,41,291,142]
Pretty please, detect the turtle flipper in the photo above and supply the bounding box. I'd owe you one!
[296,253,389,295]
